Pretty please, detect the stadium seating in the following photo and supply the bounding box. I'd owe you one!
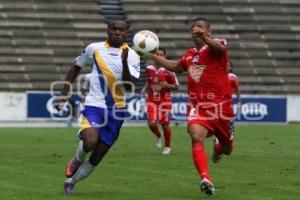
[0,0,106,91]
[0,0,299,94]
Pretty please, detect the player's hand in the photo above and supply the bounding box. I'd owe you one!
[151,84,161,92]
[192,26,205,40]
[140,88,146,95]
[159,82,168,89]
[121,47,129,64]
[136,51,150,60]
[53,96,69,112]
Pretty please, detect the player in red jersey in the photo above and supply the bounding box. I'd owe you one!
[141,48,179,155]
[148,18,234,195]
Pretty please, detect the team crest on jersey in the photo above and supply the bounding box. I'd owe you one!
[192,55,199,63]
[188,64,206,82]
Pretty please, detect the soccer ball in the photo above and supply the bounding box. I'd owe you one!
[133,30,159,56]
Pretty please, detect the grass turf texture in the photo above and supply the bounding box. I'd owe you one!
[0,125,300,200]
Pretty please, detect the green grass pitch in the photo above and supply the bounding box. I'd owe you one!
[0,125,300,200]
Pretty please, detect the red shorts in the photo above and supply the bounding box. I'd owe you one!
[187,103,234,146]
[147,101,172,125]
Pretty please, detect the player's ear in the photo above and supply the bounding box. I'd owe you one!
[207,27,212,37]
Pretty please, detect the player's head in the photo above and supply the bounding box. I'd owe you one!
[191,17,212,43]
[154,47,167,67]
[106,20,127,47]
[227,61,233,73]
[155,47,166,58]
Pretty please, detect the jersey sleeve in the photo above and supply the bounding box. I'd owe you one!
[75,43,96,68]
[127,49,140,79]
[170,72,179,86]
[178,55,188,71]
[178,49,193,71]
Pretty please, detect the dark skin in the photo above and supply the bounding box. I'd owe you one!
[56,21,137,166]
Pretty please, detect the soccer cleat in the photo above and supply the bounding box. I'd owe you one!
[200,178,215,196]
[64,181,75,195]
[212,139,222,164]
[162,147,171,155]
[65,156,83,178]
[156,137,162,149]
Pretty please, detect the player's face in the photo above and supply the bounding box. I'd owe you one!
[107,21,127,47]
[155,50,166,58]
[191,20,212,41]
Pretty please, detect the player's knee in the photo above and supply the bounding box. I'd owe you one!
[148,121,158,128]
[83,136,98,151]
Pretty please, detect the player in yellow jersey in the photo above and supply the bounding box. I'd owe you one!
[55,20,140,195]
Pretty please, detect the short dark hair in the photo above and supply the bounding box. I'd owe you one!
[107,20,127,29]
[158,47,166,55]
[192,17,210,28]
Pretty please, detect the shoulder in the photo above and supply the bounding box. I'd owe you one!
[146,65,156,71]
[180,48,197,61]
[228,73,238,79]
[185,48,197,55]
[85,42,103,55]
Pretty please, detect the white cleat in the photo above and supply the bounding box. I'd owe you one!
[156,137,162,149]
[200,178,215,196]
[162,147,171,155]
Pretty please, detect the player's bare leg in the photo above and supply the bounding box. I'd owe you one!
[161,124,171,155]
[188,124,215,196]
[64,128,99,195]
[148,121,162,148]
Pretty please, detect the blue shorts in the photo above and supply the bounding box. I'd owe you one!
[79,106,126,147]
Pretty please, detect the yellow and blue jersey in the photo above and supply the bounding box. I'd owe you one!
[75,41,140,109]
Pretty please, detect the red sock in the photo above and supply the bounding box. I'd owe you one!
[149,126,161,138]
[192,142,211,181]
[163,127,171,147]
[214,142,223,155]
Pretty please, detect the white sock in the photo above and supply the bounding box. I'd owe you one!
[70,161,96,183]
[76,140,87,162]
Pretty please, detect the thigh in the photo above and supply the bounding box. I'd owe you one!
[158,102,171,125]
[147,101,158,122]
[188,123,209,143]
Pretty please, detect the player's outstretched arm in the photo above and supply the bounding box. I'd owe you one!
[149,54,184,73]
[60,65,82,96]
[54,65,81,110]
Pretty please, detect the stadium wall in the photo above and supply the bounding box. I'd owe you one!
[0,92,299,124]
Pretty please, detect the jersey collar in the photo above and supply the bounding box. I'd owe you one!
[104,40,129,49]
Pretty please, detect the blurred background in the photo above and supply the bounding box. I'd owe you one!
[0,0,299,126]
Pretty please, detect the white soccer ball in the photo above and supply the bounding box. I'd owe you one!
[133,30,159,56]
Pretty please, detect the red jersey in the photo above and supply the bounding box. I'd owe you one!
[145,65,178,103]
[228,73,240,98]
[178,38,231,104]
